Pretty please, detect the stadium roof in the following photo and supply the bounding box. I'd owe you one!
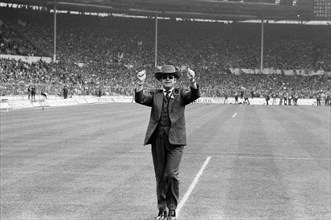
[1,0,318,21]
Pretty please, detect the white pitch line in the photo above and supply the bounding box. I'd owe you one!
[177,156,211,217]
[232,112,237,118]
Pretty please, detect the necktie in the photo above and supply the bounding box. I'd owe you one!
[165,91,171,101]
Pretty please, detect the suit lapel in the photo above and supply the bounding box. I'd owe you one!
[169,88,179,112]
[155,90,164,117]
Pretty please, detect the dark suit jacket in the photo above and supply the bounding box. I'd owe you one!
[135,85,200,146]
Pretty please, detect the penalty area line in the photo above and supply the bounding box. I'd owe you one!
[177,156,211,217]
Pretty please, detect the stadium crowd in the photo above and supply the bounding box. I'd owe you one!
[1,6,330,104]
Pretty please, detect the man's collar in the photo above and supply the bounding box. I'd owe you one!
[163,88,175,99]
[163,88,174,93]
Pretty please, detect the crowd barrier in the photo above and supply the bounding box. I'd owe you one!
[0,95,320,110]
[195,97,316,105]
[229,67,331,76]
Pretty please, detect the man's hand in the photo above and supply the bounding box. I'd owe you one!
[137,70,146,83]
[187,68,195,81]
[187,67,197,89]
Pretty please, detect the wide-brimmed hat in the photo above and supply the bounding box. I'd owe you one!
[155,65,181,81]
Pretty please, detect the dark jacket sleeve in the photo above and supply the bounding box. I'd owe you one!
[181,84,200,105]
[135,89,154,107]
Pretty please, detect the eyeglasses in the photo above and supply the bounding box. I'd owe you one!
[162,75,174,80]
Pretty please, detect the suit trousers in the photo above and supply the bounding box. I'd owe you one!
[151,132,184,211]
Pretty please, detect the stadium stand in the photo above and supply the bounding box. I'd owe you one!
[0,6,330,102]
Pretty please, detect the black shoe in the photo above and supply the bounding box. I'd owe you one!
[156,210,167,220]
[167,210,176,220]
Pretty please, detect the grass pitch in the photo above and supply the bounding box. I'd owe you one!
[1,103,330,220]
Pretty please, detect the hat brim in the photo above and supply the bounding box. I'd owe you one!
[155,71,181,81]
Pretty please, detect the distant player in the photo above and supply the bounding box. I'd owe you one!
[31,86,36,100]
[243,90,250,105]
[27,85,31,100]
[224,92,228,104]
[265,93,270,105]
[287,92,292,106]
[63,85,68,99]
[272,93,277,105]
[41,89,47,99]
[316,92,321,106]
[234,91,239,104]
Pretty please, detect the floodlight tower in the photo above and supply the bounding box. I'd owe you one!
[53,0,57,63]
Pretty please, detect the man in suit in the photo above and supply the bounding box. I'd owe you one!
[135,65,200,220]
